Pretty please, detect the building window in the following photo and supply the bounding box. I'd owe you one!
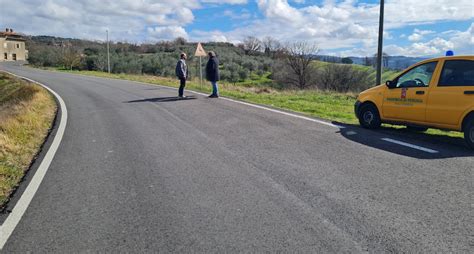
[12,54,16,61]
[16,44,20,49]
[4,53,7,60]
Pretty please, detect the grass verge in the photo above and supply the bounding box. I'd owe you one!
[0,73,57,208]
[50,68,462,138]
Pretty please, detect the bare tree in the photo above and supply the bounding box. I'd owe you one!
[60,44,82,70]
[262,36,281,56]
[283,41,319,89]
[242,36,262,54]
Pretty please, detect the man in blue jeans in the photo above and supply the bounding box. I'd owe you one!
[205,51,219,98]
[175,52,188,98]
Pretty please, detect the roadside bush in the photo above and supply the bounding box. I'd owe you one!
[316,64,371,92]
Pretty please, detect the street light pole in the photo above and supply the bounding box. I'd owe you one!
[376,0,384,86]
[106,29,110,74]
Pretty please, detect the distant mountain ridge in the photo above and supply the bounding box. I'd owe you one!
[315,55,428,70]
[349,56,428,70]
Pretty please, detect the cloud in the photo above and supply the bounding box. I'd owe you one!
[384,0,474,28]
[191,30,232,43]
[147,26,188,41]
[203,0,473,56]
[1,0,201,42]
[201,0,248,4]
[223,9,252,20]
[384,23,473,56]
[408,29,435,42]
[257,0,303,23]
[1,0,472,56]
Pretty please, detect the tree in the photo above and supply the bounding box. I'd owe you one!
[341,57,353,64]
[174,37,187,46]
[242,36,262,55]
[225,62,241,84]
[282,41,319,89]
[363,56,374,67]
[60,45,82,70]
[317,64,371,92]
[383,52,390,68]
[238,69,248,81]
[373,52,390,68]
[262,36,281,56]
[243,60,256,73]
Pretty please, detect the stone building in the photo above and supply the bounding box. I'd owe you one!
[0,28,28,61]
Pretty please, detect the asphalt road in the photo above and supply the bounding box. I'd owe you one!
[0,63,472,253]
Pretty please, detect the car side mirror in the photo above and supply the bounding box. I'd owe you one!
[386,80,396,89]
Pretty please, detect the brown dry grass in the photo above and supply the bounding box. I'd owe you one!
[0,73,57,208]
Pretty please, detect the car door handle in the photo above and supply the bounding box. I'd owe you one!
[416,91,425,95]
[464,91,474,95]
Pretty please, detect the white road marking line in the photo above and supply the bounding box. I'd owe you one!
[159,86,344,129]
[181,88,344,128]
[381,138,439,154]
[0,71,68,250]
[218,96,345,129]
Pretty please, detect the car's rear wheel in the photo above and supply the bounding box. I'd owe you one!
[358,103,381,129]
[464,117,474,149]
[407,126,428,132]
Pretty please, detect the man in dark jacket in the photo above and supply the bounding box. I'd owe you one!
[205,51,219,98]
[175,52,188,98]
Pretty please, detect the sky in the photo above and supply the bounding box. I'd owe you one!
[0,0,473,57]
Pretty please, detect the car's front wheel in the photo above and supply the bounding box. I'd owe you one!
[464,117,474,149]
[358,103,381,129]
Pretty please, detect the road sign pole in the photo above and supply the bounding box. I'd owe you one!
[194,42,206,90]
[199,56,202,89]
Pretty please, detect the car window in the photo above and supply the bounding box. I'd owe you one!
[395,62,438,88]
[438,60,474,87]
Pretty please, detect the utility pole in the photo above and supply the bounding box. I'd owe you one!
[106,29,111,74]
[376,0,384,86]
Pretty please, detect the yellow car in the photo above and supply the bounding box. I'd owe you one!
[355,55,474,149]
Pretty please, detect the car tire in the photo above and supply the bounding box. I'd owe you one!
[464,117,474,149]
[407,126,428,132]
[358,103,381,129]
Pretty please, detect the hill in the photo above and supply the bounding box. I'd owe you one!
[349,56,428,70]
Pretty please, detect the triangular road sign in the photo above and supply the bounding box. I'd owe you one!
[194,42,207,57]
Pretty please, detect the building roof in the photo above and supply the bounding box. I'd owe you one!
[0,31,26,41]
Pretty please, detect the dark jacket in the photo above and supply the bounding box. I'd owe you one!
[175,59,188,79]
[205,56,220,82]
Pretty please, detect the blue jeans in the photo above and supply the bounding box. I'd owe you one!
[211,81,219,96]
[179,78,186,97]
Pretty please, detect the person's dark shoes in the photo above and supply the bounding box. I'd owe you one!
[208,94,219,98]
